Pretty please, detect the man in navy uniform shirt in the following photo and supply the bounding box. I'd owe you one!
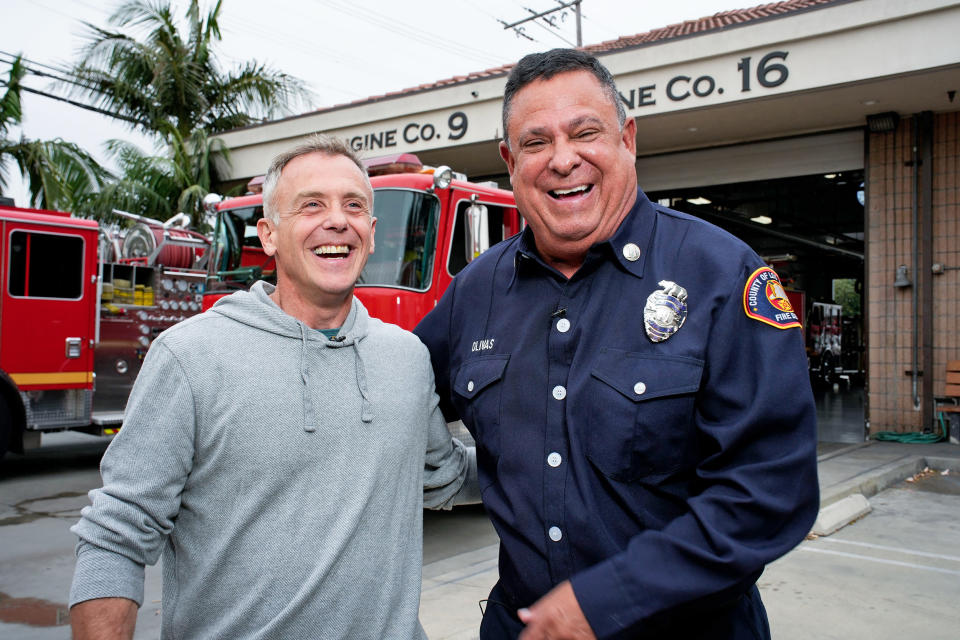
[415,49,818,639]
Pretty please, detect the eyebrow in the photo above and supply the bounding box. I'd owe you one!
[517,115,606,140]
[294,189,369,203]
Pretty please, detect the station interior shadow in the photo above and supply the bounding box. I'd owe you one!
[815,382,866,444]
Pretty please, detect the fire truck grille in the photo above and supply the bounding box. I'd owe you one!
[21,388,93,430]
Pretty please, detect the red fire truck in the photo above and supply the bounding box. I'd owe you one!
[807,301,844,387]
[202,153,520,331]
[0,204,208,459]
[1,154,516,459]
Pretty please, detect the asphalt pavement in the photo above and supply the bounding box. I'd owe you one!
[1,436,958,639]
[418,440,960,640]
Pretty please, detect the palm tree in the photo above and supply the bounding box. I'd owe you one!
[83,127,231,229]
[65,0,309,144]
[0,55,110,211]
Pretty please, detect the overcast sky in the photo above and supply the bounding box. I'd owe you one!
[2,0,750,206]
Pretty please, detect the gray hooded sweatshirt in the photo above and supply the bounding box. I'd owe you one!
[70,281,476,639]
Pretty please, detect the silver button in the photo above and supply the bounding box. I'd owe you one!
[634,382,647,395]
[622,243,641,261]
[556,318,571,333]
[552,385,566,400]
[547,452,562,467]
[467,380,475,392]
[548,526,562,542]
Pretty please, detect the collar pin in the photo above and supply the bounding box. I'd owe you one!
[622,243,641,262]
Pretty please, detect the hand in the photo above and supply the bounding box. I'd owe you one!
[517,580,596,640]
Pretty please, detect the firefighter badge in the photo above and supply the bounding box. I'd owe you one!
[644,280,688,343]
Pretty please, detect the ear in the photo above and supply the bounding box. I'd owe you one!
[368,217,377,255]
[621,117,638,156]
[499,140,517,177]
[257,217,278,256]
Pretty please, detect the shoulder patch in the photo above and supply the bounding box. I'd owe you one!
[743,267,801,329]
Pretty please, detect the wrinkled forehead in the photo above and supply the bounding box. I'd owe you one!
[505,71,616,138]
[509,78,616,137]
[278,152,373,199]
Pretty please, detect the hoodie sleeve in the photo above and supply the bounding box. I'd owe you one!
[70,339,197,607]
[420,346,480,510]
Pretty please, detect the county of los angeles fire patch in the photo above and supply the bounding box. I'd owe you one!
[742,266,801,329]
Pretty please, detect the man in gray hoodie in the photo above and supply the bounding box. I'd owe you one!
[69,135,478,640]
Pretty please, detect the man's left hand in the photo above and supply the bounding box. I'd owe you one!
[517,580,596,640]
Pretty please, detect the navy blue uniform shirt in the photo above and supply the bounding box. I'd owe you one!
[415,188,819,639]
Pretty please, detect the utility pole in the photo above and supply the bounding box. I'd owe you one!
[499,0,583,48]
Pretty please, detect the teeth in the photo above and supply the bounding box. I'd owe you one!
[552,185,589,196]
[313,245,349,255]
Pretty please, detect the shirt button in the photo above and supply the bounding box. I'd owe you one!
[467,380,475,392]
[552,385,566,400]
[633,382,647,395]
[548,526,562,542]
[556,318,571,333]
[547,452,562,467]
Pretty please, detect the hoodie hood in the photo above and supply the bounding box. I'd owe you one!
[210,281,374,429]
[210,280,369,343]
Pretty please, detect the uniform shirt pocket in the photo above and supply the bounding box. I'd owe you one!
[586,348,704,481]
[453,355,510,460]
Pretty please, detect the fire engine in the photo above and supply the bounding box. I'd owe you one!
[0,203,208,459]
[807,301,844,387]
[202,153,520,331]
[0,154,516,459]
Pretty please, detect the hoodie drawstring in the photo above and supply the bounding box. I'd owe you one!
[298,323,316,432]
[352,342,374,423]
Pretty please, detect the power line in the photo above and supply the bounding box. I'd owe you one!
[313,0,506,68]
[0,51,101,96]
[0,53,147,126]
[0,79,144,125]
[500,0,582,47]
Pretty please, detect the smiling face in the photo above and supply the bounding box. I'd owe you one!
[257,151,376,325]
[499,70,638,276]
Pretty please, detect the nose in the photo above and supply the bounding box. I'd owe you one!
[322,204,350,231]
[547,137,581,176]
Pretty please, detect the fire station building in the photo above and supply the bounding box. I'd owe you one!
[215,0,960,441]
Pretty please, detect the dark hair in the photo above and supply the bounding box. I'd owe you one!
[501,48,626,147]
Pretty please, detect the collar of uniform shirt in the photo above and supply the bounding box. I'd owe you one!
[511,187,656,282]
[604,188,656,280]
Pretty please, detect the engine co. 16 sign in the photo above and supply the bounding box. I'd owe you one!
[348,111,468,152]
[619,50,790,110]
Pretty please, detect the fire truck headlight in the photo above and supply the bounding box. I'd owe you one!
[115,359,129,375]
[138,336,151,347]
[433,166,453,190]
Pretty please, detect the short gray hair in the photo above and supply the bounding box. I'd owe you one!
[501,48,626,148]
[261,134,371,222]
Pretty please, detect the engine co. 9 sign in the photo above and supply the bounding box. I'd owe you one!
[348,111,468,152]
